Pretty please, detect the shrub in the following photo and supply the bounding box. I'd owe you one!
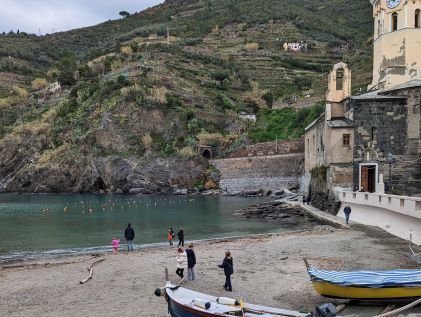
[150,87,167,104]
[244,42,259,51]
[121,46,133,55]
[167,95,183,108]
[248,103,324,143]
[178,146,196,157]
[13,86,28,98]
[197,132,224,146]
[31,78,48,90]
[142,133,153,149]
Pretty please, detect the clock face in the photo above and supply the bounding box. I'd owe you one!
[386,0,401,9]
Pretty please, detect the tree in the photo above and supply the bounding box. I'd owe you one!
[119,11,131,18]
[56,56,77,86]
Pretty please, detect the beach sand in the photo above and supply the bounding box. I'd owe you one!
[0,225,417,317]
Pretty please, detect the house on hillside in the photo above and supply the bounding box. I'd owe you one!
[283,42,308,52]
[47,82,61,94]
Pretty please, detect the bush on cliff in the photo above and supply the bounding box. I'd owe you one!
[248,102,324,143]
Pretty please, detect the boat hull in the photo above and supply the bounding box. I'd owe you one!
[168,296,228,317]
[313,281,421,299]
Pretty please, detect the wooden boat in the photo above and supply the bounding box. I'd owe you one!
[155,281,311,317]
[304,259,421,300]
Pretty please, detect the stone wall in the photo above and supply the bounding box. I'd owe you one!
[210,153,304,193]
[309,191,341,215]
[350,88,421,196]
[224,139,303,159]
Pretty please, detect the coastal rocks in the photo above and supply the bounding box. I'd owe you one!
[174,188,188,195]
[234,201,316,225]
[1,154,208,194]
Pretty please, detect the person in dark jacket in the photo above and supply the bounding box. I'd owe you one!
[124,223,135,251]
[185,243,196,281]
[177,228,184,247]
[218,251,233,291]
[343,205,352,225]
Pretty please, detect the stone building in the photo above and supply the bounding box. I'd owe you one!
[369,0,421,90]
[349,0,421,196]
[305,0,421,201]
[304,63,354,212]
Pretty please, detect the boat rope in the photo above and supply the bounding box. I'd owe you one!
[372,297,421,317]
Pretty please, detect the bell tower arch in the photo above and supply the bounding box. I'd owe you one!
[369,0,421,90]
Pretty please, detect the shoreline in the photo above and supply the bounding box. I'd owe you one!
[0,228,321,268]
[0,223,418,317]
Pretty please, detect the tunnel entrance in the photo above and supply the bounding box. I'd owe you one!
[202,149,211,159]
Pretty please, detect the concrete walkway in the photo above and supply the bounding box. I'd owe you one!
[288,201,350,229]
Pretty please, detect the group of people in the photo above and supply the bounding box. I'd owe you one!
[175,243,196,283]
[110,224,234,291]
[175,245,234,292]
[168,227,184,247]
[111,223,136,254]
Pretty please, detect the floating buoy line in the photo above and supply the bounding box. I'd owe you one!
[41,196,197,216]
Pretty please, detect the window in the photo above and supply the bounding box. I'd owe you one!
[378,19,382,36]
[392,13,398,31]
[371,127,377,141]
[343,134,350,147]
[416,9,420,28]
[336,68,344,90]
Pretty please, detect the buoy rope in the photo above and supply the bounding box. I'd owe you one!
[372,297,421,317]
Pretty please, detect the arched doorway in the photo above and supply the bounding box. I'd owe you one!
[202,149,211,159]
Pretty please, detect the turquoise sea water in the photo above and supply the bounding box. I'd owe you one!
[0,194,315,263]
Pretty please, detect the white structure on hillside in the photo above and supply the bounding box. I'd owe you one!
[283,42,308,52]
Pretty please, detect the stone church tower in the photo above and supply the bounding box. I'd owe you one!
[369,0,421,90]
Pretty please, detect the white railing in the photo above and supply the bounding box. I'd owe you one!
[337,190,421,220]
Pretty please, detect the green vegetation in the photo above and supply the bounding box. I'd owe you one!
[248,103,324,143]
[0,0,374,164]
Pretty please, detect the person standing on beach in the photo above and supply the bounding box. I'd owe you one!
[168,228,175,246]
[176,248,187,283]
[218,251,233,291]
[343,205,352,225]
[111,237,120,254]
[185,243,196,281]
[124,223,135,251]
[177,228,184,247]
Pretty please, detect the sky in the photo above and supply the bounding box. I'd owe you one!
[0,0,164,34]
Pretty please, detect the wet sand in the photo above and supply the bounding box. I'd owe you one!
[0,225,419,317]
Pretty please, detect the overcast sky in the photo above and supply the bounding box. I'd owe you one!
[0,0,164,34]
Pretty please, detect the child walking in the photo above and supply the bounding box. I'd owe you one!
[176,248,187,283]
[218,251,233,291]
[111,237,120,254]
[168,228,175,246]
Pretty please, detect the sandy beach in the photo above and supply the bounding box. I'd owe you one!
[0,224,418,317]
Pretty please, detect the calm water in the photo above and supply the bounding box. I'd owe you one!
[0,194,315,264]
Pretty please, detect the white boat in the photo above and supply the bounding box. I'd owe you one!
[155,281,311,317]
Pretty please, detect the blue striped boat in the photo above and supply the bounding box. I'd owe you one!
[305,259,421,299]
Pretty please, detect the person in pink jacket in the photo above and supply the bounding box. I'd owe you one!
[111,237,120,254]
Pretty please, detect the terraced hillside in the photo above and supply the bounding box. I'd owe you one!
[0,0,374,193]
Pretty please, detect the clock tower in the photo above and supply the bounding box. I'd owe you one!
[369,0,421,90]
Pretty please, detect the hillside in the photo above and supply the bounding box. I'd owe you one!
[0,0,374,193]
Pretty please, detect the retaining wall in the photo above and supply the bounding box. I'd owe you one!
[210,153,304,193]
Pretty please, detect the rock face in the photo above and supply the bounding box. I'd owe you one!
[234,201,318,226]
[0,150,207,194]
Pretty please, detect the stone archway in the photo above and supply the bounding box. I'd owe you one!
[202,149,211,159]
